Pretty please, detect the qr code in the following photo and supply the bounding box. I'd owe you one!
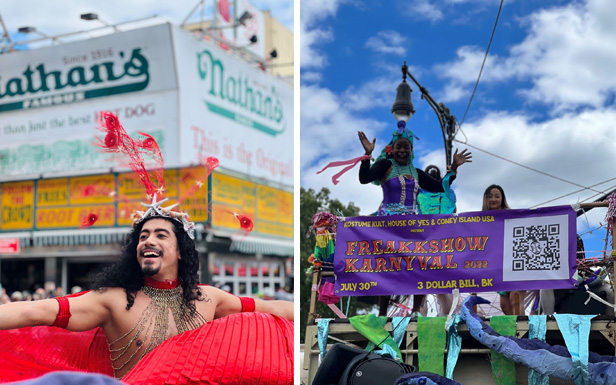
[511,224,561,271]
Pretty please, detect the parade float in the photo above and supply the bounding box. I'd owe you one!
[302,63,616,385]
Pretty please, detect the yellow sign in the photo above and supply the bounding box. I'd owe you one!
[257,185,278,222]
[278,191,293,225]
[36,205,115,229]
[213,173,243,206]
[1,181,35,230]
[258,222,293,238]
[70,175,115,205]
[178,167,209,222]
[37,178,69,207]
[117,201,144,226]
[212,203,242,230]
[242,181,256,215]
[118,170,178,201]
[210,175,292,237]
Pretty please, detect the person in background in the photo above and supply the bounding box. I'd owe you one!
[35,287,48,299]
[10,291,23,302]
[53,287,64,298]
[482,184,526,315]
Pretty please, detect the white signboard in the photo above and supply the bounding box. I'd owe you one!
[0,91,179,176]
[0,24,180,176]
[215,0,266,60]
[172,26,293,186]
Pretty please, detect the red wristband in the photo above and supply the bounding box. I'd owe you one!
[52,296,71,328]
[239,296,255,313]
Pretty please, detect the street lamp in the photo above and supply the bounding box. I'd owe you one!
[391,61,414,122]
[392,61,457,166]
[80,13,119,32]
[18,26,62,44]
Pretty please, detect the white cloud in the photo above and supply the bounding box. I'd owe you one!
[423,109,616,218]
[300,23,333,69]
[301,71,323,83]
[341,76,399,112]
[299,0,345,70]
[300,84,388,170]
[436,0,616,112]
[365,30,407,56]
[300,0,343,27]
[398,0,444,22]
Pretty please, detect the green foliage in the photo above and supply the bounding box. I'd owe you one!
[299,187,373,342]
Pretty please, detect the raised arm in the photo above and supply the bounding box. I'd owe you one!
[450,148,472,173]
[0,290,111,332]
[206,286,294,321]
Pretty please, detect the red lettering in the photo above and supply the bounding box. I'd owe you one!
[358,241,371,256]
[389,257,402,271]
[466,236,489,251]
[441,238,454,253]
[360,259,374,272]
[430,255,443,269]
[374,258,387,272]
[445,254,457,269]
[414,241,428,253]
[345,258,359,272]
[403,256,415,271]
[417,256,432,270]
[398,241,413,253]
[384,240,396,254]
[429,239,439,253]
[345,241,357,256]
[372,240,384,255]
[454,237,466,252]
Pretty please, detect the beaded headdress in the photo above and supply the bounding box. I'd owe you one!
[372,121,419,185]
[131,194,196,240]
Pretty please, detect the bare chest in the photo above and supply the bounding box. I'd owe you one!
[104,290,210,379]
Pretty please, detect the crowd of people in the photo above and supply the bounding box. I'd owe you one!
[0,285,80,304]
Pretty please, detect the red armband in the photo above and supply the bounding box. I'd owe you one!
[52,296,71,328]
[239,296,255,313]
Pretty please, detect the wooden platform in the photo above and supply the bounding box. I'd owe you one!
[303,316,616,385]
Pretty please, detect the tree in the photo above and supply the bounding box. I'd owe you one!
[299,187,373,341]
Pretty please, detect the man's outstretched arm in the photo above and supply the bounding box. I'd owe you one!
[254,299,294,321]
[0,299,59,330]
[0,290,111,331]
[207,286,294,321]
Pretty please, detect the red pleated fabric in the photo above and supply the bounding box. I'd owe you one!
[0,326,113,383]
[122,312,294,385]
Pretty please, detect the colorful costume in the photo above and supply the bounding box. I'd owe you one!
[359,123,456,216]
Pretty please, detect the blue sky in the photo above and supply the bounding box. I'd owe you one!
[301,0,616,260]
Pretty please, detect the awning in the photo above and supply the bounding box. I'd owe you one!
[229,234,294,257]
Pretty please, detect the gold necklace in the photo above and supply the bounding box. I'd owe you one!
[107,284,207,378]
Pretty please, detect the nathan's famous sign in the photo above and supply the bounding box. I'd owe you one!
[0,48,149,113]
[334,206,577,296]
[197,48,286,137]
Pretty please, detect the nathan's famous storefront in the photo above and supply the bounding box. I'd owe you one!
[0,168,293,298]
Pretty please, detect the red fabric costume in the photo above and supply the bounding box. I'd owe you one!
[0,304,293,384]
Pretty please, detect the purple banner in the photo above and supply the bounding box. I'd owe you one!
[334,206,577,296]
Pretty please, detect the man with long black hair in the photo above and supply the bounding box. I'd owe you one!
[0,204,294,382]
